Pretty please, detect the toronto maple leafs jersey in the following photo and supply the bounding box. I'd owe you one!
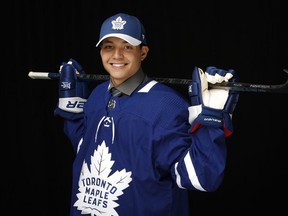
[61,79,227,216]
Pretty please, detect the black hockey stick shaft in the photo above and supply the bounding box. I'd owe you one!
[28,70,288,94]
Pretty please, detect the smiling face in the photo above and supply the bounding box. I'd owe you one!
[100,37,149,87]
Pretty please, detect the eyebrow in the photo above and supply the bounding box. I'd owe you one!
[102,38,130,45]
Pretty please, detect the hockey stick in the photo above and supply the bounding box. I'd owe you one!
[28,69,288,94]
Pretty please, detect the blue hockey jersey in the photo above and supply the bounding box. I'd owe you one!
[61,79,227,216]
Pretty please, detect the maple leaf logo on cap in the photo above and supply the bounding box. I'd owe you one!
[111,16,126,30]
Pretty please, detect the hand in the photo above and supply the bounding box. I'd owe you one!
[188,66,239,137]
[54,59,89,118]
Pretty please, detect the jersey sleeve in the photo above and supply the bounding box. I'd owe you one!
[171,126,227,192]
[145,84,227,192]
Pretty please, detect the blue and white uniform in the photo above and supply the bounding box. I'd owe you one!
[58,68,227,216]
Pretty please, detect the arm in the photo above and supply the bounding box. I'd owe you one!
[173,66,239,192]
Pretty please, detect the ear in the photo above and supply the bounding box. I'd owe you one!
[140,46,149,61]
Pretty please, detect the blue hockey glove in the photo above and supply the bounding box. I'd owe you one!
[188,66,239,137]
[54,59,89,118]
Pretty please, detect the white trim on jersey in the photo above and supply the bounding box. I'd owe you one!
[138,80,158,93]
[175,152,206,191]
[184,152,206,191]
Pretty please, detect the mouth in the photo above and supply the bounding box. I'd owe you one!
[110,63,127,67]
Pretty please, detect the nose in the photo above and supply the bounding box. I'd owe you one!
[112,48,124,59]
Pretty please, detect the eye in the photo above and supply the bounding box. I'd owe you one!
[124,45,133,50]
[102,45,113,50]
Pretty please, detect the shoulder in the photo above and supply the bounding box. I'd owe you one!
[135,80,190,114]
[137,80,189,104]
[132,80,190,127]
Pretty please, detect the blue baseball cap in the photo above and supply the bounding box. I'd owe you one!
[96,13,147,47]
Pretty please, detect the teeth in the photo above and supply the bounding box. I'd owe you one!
[112,64,124,67]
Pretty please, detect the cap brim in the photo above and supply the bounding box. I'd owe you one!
[96,33,142,47]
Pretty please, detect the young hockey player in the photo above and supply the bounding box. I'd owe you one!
[55,12,239,216]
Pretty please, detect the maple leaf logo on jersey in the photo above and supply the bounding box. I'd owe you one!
[74,141,132,216]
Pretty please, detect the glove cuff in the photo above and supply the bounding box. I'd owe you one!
[189,106,234,137]
[54,107,84,120]
[58,97,87,113]
[223,112,233,137]
[190,106,223,132]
